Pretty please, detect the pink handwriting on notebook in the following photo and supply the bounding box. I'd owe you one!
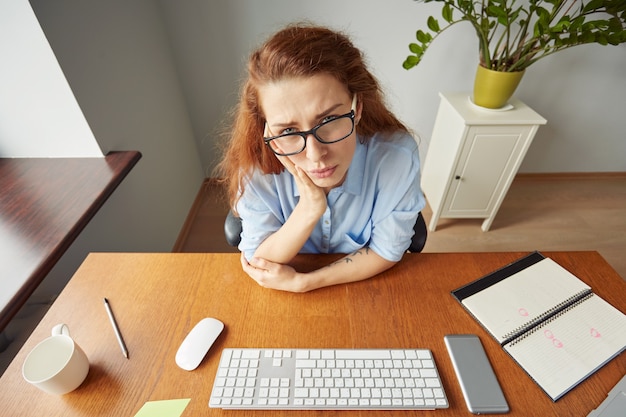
[544,329,564,348]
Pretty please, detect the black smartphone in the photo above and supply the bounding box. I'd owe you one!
[444,334,509,414]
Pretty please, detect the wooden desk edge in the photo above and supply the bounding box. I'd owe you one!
[0,151,142,330]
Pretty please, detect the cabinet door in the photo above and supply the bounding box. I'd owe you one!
[442,126,531,217]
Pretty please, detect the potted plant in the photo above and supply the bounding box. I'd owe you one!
[403,0,626,108]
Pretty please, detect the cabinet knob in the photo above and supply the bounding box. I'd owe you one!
[455,175,461,180]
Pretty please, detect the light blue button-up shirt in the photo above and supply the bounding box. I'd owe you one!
[237,131,425,262]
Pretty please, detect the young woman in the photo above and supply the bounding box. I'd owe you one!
[217,23,425,292]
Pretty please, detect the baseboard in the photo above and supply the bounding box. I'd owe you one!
[515,172,626,180]
[172,180,210,252]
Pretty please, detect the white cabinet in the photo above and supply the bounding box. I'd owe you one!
[421,92,546,231]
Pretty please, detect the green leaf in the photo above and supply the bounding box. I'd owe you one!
[487,5,507,19]
[403,56,420,70]
[509,8,521,24]
[583,0,605,13]
[569,16,584,31]
[535,7,550,24]
[554,36,564,47]
[566,33,577,45]
[580,31,596,43]
[409,43,425,54]
[457,0,473,14]
[607,17,623,31]
[442,3,453,23]
[416,29,432,43]
[552,16,571,32]
[427,16,441,32]
[607,33,623,45]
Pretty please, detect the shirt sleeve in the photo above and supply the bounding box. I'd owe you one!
[235,170,286,260]
[367,134,426,262]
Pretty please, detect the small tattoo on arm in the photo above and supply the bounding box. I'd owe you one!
[326,247,371,268]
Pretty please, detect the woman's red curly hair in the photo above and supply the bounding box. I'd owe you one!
[216,23,408,211]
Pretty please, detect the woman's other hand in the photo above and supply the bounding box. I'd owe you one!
[240,252,310,292]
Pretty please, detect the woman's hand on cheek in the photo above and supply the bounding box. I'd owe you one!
[277,155,327,217]
[275,153,297,176]
[240,252,308,292]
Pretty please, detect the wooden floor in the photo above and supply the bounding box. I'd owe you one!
[174,174,626,280]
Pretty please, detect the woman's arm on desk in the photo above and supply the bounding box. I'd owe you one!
[241,249,396,292]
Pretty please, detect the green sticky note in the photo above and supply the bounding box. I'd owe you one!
[133,399,191,417]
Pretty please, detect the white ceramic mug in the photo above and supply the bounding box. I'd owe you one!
[22,324,89,395]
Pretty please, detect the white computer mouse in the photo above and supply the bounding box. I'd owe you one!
[175,317,224,371]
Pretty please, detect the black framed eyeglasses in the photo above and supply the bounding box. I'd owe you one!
[263,95,357,156]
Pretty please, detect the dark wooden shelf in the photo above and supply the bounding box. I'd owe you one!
[0,151,141,331]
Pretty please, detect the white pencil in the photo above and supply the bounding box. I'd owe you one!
[103,298,129,359]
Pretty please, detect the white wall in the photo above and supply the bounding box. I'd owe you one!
[158,0,626,174]
[0,0,101,157]
[23,0,205,292]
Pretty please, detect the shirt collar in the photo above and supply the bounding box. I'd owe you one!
[341,138,365,195]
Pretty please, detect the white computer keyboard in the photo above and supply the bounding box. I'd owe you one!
[209,348,449,410]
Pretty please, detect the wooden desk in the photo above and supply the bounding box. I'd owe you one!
[0,151,141,331]
[0,252,624,416]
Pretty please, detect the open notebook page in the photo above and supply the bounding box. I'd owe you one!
[462,258,590,343]
[504,294,626,401]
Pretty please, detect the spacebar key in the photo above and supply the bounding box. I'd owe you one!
[334,350,391,359]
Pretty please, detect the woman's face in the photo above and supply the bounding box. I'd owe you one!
[259,74,361,193]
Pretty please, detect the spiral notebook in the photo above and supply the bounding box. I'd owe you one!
[452,252,626,401]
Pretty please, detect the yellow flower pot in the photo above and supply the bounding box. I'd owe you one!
[473,65,525,109]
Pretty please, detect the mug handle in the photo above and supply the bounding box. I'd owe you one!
[52,323,70,337]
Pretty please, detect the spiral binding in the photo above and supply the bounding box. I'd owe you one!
[503,290,593,346]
